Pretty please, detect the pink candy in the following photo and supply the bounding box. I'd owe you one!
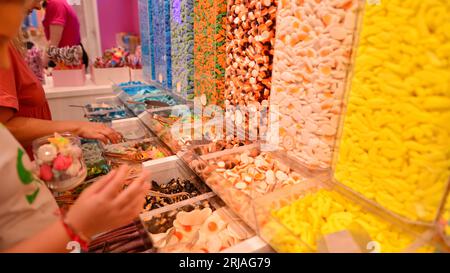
[39,164,53,182]
[53,155,73,171]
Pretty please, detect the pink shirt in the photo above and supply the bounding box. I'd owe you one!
[42,0,81,47]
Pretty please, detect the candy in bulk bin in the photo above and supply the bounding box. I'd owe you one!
[91,48,131,85]
[151,0,173,89]
[33,133,87,192]
[93,47,128,68]
[138,0,153,82]
[257,182,436,253]
[439,195,450,245]
[81,140,110,181]
[225,0,278,107]
[185,143,318,230]
[269,0,361,169]
[193,0,227,107]
[118,81,146,87]
[334,0,450,223]
[170,0,195,99]
[47,45,86,86]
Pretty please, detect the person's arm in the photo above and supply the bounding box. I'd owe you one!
[0,107,122,146]
[6,220,71,253]
[3,166,151,253]
[48,25,64,47]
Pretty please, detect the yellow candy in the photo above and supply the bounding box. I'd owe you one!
[443,197,450,238]
[335,0,450,222]
[272,190,435,253]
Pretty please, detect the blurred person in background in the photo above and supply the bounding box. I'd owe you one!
[32,0,88,67]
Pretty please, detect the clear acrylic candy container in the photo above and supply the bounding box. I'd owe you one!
[180,142,324,231]
[255,179,440,253]
[140,194,255,253]
[33,133,87,192]
[332,0,450,225]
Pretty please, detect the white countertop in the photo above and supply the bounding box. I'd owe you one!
[43,75,114,99]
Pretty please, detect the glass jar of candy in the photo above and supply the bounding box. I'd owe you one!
[33,132,87,192]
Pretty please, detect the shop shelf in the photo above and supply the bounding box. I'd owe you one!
[139,105,222,153]
[139,193,259,253]
[121,90,186,116]
[81,139,111,181]
[110,117,154,141]
[101,137,173,164]
[170,0,195,99]
[81,99,134,123]
[180,142,325,231]
[437,193,450,248]
[94,95,123,106]
[193,0,227,107]
[140,155,212,213]
[332,0,450,225]
[255,179,440,253]
[151,0,172,89]
[269,0,364,171]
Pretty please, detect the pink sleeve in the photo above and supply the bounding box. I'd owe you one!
[45,1,67,26]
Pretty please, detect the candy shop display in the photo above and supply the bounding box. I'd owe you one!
[186,144,318,229]
[111,118,153,141]
[89,220,154,253]
[143,178,204,211]
[170,0,195,98]
[334,0,450,223]
[91,47,131,85]
[33,133,87,192]
[225,0,277,107]
[193,0,227,106]
[25,47,45,84]
[125,93,181,116]
[256,181,436,253]
[93,47,128,68]
[118,81,146,87]
[190,137,252,155]
[117,33,141,54]
[140,154,212,211]
[120,84,161,96]
[127,46,143,69]
[83,103,133,123]
[103,138,172,163]
[151,0,172,88]
[22,0,450,254]
[116,81,151,95]
[47,45,83,69]
[142,198,214,236]
[138,0,153,81]
[141,196,254,252]
[109,160,144,182]
[47,45,86,86]
[439,197,450,245]
[138,94,179,107]
[145,106,221,152]
[114,83,165,114]
[81,140,110,180]
[270,0,361,169]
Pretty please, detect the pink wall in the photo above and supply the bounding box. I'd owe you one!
[97,0,140,52]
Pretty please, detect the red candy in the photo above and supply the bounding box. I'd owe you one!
[39,164,53,181]
[53,154,72,171]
